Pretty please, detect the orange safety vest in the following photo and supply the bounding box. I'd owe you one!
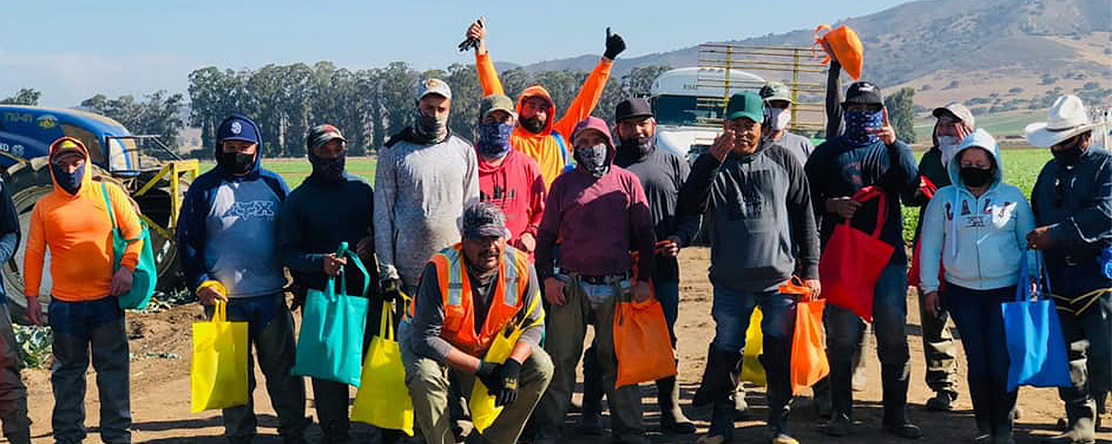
[424,244,530,356]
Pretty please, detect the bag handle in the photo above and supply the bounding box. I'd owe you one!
[212,299,227,324]
[848,186,887,238]
[100,182,118,232]
[340,244,371,298]
[1016,249,1052,302]
[812,24,833,64]
[378,299,395,340]
[779,275,814,302]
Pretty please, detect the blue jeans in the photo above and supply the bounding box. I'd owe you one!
[656,280,681,341]
[709,283,796,430]
[825,265,911,423]
[946,283,1017,435]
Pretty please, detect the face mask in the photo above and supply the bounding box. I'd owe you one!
[842,109,883,146]
[520,116,545,133]
[1052,137,1085,165]
[476,122,514,158]
[51,162,84,195]
[765,107,791,131]
[960,166,993,188]
[414,108,448,142]
[309,149,346,182]
[219,151,255,176]
[937,136,960,167]
[618,135,653,158]
[575,143,609,178]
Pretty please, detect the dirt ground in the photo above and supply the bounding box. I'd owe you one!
[16,247,1112,443]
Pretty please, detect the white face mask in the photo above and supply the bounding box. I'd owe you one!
[938,135,960,167]
[765,107,791,131]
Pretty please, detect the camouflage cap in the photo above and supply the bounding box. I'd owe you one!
[759,81,793,104]
[459,201,511,239]
[479,94,516,119]
[306,124,346,151]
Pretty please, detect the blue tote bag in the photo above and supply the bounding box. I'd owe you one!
[292,242,370,387]
[1002,251,1072,391]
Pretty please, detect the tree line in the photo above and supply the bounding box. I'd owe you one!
[4,62,924,157]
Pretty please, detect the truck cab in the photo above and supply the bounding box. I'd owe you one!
[649,67,766,163]
[0,106,141,174]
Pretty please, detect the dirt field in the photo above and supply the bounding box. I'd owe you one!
[17,247,1111,443]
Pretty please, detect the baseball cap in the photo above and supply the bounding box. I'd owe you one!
[217,115,261,144]
[479,94,516,119]
[460,201,511,239]
[614,98,653,122]
[306,124,346,151]
[932,103,975,127]
[843,81,883,105]
[725,91,764,122]
[759,82,793,104]
[417,78,452,100]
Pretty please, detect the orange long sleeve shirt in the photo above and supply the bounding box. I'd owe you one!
[24,143,142,301]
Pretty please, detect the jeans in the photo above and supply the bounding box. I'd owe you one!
[946,283,1017,435]
[825,265,911,423]
[1056,291,1112,423]
[0,302,30,440]
[49,297,130,444]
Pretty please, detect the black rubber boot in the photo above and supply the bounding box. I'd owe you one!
[657,376,696,434]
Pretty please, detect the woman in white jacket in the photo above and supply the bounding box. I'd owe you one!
[919,128,1036,444]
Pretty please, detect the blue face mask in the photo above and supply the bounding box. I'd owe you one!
[476,122,514,158]
[52,162,85,195]
[843,109,884,146]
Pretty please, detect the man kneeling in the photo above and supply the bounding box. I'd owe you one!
[401,202,553,444]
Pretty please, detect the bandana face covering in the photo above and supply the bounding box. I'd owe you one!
[476,122,514,158]
[843,109,883,146]
[309,149,346,182]
[937,135,960,167]
[414,108,449,143]
[576,143,609,178]
[1052,137,1085,166]
[52,162,85,195]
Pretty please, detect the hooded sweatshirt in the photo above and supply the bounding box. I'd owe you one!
[176,115,289,298]
[375,124,479,289]
[478,149,545,250]
[535,117,656,282]
[476,52,613,187]
[24,137,144,301]
[918,129,1037,294]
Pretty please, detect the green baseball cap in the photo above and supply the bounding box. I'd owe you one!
[479,94,516,119]
[759,81,793,104]
[725,91,764,123]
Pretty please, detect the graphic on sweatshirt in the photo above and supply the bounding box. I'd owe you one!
[226,200,277,219]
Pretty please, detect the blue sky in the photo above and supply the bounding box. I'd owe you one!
[2,0,909,106]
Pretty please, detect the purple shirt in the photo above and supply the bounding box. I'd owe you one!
[535,166,656,282]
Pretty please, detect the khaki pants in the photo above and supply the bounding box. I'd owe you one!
[0,302,30,440]
[534,275,644,440]
[403,346,553,444]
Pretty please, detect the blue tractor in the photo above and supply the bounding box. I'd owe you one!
[0,106,198,323]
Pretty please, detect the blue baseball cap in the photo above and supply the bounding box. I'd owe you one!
[216,114,261,145]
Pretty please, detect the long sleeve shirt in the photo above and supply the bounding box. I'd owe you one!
[679,144,820,292]
[478,150,546,251]
[535,166,656,282]
[374,131,480,288]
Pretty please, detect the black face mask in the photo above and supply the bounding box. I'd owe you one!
[219,151,255,176]
[960,166,993,188]
[309,151,346,182]
[1052,137,1085,166]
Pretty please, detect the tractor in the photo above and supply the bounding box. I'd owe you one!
[0,105,197,324]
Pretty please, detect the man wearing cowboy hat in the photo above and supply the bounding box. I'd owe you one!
[1025,94,1111,444]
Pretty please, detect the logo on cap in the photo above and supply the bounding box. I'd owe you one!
[231,121,243,135]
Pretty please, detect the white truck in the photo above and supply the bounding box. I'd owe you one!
[649,67,765,163]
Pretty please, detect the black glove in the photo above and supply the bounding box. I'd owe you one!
[380,277,403,302]
[475,361,502,393]
[603,27,626,60]
[492,359,522,407]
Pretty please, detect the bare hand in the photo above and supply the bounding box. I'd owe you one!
[110,268,134,297]
[466,17,487,53]
[710,130,735,162]
[197,285,227,306]
[323,253,347,277]
[25,297,43,326]
[517,232,537,253]
[954,122,972,143]
[924,291,940,317]
[632,280,652,302]
[820,39,836,61]
[1026,226,1054,250]
[866,107,897,145]
[826,196,863,219]
[804,279,822,299]
[544,277,566,306]
[658,236,681,258]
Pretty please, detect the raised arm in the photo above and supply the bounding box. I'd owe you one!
[468,18,505,97]
[551,28,625,137]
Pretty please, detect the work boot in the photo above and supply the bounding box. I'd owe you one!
[657,376,696,434]
[925,391,956,412]
[823,413,852,437]
[883,407,922,439]
[577,409,604,436]
[3,430,31,444]
[699,398,736,444]
[1042,417,1096,444]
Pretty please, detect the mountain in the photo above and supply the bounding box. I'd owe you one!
[512,0,1111,117]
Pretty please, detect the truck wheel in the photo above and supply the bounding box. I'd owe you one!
[3,159,55,325]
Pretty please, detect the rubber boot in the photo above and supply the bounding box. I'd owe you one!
[881,365,921,439]
[697,397,735,444]
[3,430,31,444]
[658,376,696,434]
[693,346,742,408]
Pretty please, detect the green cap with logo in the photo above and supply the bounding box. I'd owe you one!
[725,91,765,123]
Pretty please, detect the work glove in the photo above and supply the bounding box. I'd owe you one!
[492,359,521,406]
[475,361,502,393]
[380,277,403,302]
[603,27,626,60]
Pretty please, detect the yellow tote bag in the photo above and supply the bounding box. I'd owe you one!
[191,297,249,413]
[739,307,766,386]
[351,301,415,436]
[470,295,542,433]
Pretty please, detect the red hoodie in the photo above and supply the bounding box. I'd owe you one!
[478,149,545,253]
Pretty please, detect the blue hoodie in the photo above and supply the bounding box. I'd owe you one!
[176,114,290,297]
[919,129,1036,294]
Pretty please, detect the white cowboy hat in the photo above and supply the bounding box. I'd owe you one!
[1025,95,1097,147]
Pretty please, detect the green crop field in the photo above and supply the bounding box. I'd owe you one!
[912,111,1043,142]
[199,156,378,188]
